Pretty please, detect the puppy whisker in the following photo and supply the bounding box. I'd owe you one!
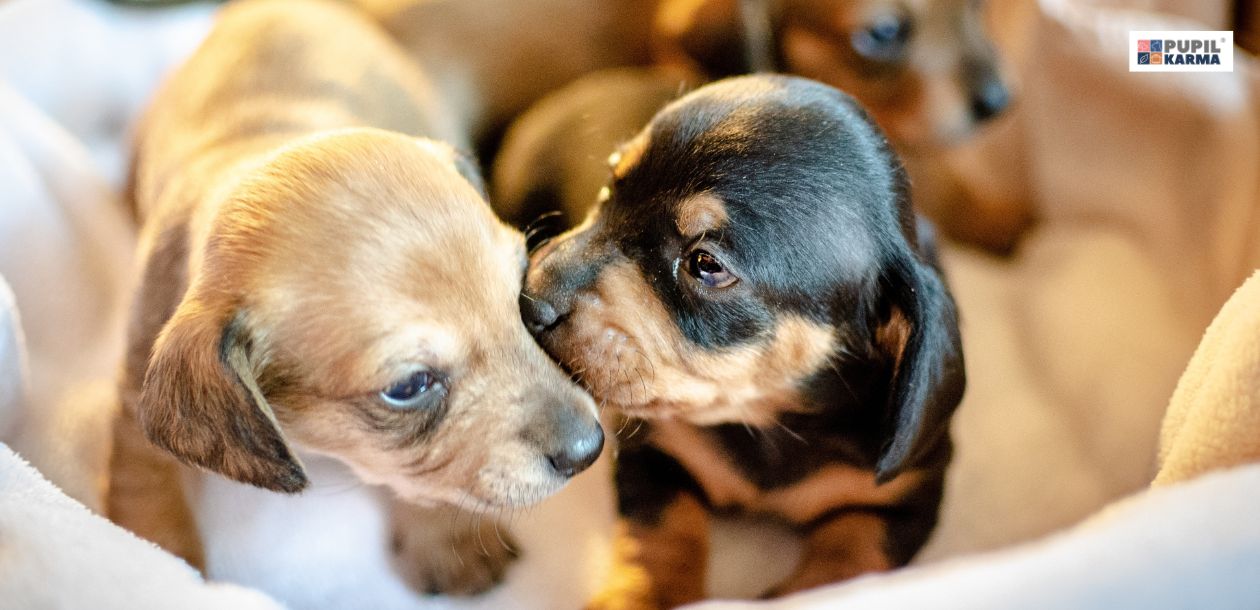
[624,418,646,440]
[774,420,808,445]
[523,210,565,235]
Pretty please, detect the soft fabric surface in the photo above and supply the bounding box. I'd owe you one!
[0,278,26,443]
[0,79,133,510]
[0,443,283,610]
[0,0,1258,608]
[690,463,1260,610]
[914,0,1260,560]
[1156,270,1260,485]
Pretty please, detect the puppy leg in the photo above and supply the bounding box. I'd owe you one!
[389,500,519,596]
[590,443,710,610]
[106,405,205,570]
[588,494,711,610]
[763,511,892,597]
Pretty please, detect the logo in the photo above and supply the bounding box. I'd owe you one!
[1130,31,1233,72]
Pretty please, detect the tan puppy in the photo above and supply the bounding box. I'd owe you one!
[107,0,603,595]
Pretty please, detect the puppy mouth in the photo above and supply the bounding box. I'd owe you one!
[546,324,659,409]
[546,325,721,423]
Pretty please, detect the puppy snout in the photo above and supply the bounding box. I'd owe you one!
[970,78,1010,122]
[520,292,564,334]
[546,421,604,478]
[525,404,604,478]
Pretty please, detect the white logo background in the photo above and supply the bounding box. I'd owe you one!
[1129,31,1234,73]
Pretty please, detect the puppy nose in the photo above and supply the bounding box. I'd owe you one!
[520,292,561,334]
[546,421,604,478]
[971,79,1010,122]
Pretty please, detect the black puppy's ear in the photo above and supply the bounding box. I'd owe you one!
[654,0,777,76]
[138,293,307,493]
[873,246,966,482]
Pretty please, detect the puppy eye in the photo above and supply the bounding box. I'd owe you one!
[852,14,911,61]
[687,250,737,289]
[380,371,441,408]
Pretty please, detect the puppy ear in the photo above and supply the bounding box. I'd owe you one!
[654,0,777,76]
[448,147,488,199]
[138,294,307,493]
[873,249,966,482]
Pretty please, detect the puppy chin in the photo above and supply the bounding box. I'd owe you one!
[475,467,569,508]
[379,465,569,511]
[386,477,560,513]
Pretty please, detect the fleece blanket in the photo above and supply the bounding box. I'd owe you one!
[1156,270,1260,486]
[0,0,1257,608]
[0,443,283,610]
[0,279,24,443]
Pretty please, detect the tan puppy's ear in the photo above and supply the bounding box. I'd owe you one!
[654,0,777,77]
[138,294,307,493]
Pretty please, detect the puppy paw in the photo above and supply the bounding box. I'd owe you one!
[389,502,520,596]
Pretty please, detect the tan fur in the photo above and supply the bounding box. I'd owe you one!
[765,511,893,596]
[389,502,519,595]
[590,495,711,610]
[651,421,928,523]
[611,131,653,182]
[537,260,836,426]
[674,193,729,238]
[110,0,597,590]
[106,408,205,568]
[585,520,657,610]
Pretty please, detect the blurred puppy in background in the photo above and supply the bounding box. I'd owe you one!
[656,0,1011,148]
[463,0,1028,251]
[355,0,658,145]
[110,0,602,595]
[520,75,966,607]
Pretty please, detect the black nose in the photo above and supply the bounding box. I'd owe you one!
[971,79,1010,122]
[546,422,604,478]
[520,292,561,334]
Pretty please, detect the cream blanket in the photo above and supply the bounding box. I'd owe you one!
[1156,270,1260,485]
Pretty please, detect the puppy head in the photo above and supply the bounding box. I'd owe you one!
[655,0,1011,149]
[523,76,963,478]
[139,129,601,508]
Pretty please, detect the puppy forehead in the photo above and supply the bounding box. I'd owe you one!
[619,79,895,281]
[238,136,525,381]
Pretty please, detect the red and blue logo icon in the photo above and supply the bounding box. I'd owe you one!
[1137,40,1166,64]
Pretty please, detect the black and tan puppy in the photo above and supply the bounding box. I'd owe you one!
[109,0,602,596]
[518,75,965,607]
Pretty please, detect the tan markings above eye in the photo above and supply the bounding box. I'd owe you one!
[675,193,730,237]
